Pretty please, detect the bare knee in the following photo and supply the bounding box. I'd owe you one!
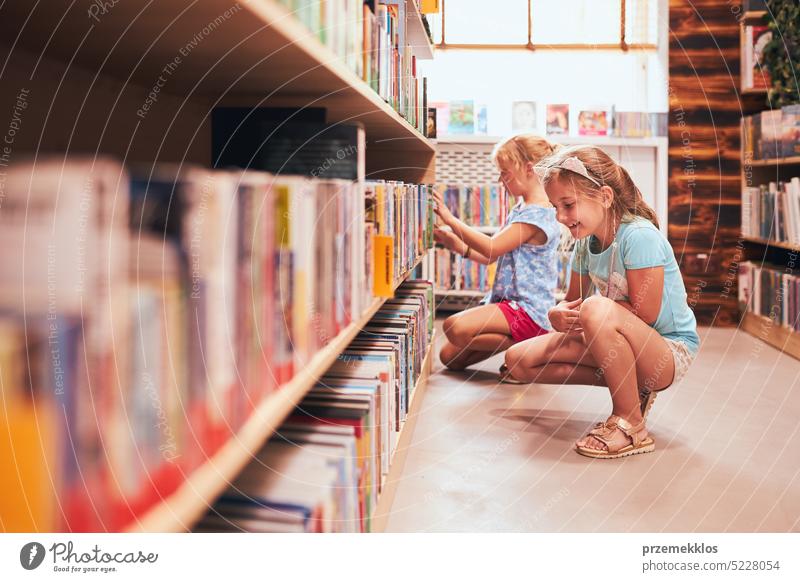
[504,343,526,372]
[579,295,619,332]
[442,314,472,347]
[439,343,467,370]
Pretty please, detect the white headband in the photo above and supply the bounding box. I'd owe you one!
[534,156,603,188]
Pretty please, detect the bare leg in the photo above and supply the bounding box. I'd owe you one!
[439,304,515,370]
[504,296,676,451]
[439,341,497,371]
[577,296,676,450]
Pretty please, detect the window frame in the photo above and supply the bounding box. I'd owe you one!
[436,0,656,52]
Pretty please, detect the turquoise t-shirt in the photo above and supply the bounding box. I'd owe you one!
[571,217,700,355]
[485,202,560,330]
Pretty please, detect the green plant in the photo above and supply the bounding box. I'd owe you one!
[763,0,800,107]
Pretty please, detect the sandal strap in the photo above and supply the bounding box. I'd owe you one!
[585,416,647,451]
[610,415,646,447]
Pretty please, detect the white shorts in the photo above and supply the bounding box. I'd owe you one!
[663,338,695,386]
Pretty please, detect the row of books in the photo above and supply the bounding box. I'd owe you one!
[0,159,433,532]
[739,262,800,332]
[434,249,495,294]
[277,1,428,133]
[365,181,435,284]
[741,178,800,244]
[429,101,667,138]
[196,279,435,533]
[439,183,510,227]
[611,111,668,138]
[742,107,800,160]
[741,24,772,91]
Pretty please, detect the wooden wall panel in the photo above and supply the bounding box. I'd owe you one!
[668,0,744,326]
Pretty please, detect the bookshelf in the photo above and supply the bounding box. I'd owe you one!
[0,0,439,532]
[128,254,428,533]
[371,327,435,532]
[0,0,435,183]
[736,6,800,360]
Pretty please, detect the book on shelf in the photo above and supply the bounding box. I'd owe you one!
[212,112,366,182]
[739,261,800,332]
[578,109,609,136]
[449,100,475,134]
[196,279,435,533]
[611,111,668,138]
[240,2,428,134]
[435,248,496,294]
[742,25,772,91]
[742,106,800,161]
[547,104,569,135]
[741,177,800,245]
[0,154,432,532]
[512,101,537,133]
[439,183,510,228]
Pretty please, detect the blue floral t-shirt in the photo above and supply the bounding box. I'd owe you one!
[484,202,560,330]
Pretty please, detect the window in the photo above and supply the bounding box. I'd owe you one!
[433,0,657,50]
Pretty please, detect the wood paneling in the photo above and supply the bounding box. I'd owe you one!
[668,0,746,325]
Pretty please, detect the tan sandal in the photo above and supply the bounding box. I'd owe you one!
[575,415,655,459]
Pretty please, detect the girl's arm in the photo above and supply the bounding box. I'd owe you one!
[562,268,593,303]
[432,189,544,262]
[451,220,543,263]
[434,228,493,265]
[620,267,664,324]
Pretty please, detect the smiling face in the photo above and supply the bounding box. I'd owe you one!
[545,176,610,240]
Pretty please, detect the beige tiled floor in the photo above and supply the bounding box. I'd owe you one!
[385,322,800,532]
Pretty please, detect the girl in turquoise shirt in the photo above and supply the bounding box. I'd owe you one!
[504,145,699,459]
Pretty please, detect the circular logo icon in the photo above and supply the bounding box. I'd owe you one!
[20,542,46,570]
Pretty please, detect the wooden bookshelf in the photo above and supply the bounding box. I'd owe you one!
[740,312,800,361]
[127,253,429,533]
[742,237,800,251]
[743,10,768,23]
[0,0,435,183]
[371,329,435,532]
[748,156,800,167]
[405,0,435,59]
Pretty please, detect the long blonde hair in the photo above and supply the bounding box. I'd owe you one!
[491,133,561,171]
[538,144,659,228]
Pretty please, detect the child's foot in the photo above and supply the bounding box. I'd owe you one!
[575,415,654,459]
[498,363,526,384]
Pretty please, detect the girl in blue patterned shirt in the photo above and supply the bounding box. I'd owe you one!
[433,134,562,381]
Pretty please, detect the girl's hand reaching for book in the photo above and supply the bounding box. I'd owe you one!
[433,227,459,251]
[432,189,455,226]
[548,298,583,334]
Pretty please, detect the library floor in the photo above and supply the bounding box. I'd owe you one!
[384,321,800,532]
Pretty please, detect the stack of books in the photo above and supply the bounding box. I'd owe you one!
[196,279,435,533]
[0,157,433,532]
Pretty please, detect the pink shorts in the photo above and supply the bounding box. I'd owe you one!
[496,300,549,343]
